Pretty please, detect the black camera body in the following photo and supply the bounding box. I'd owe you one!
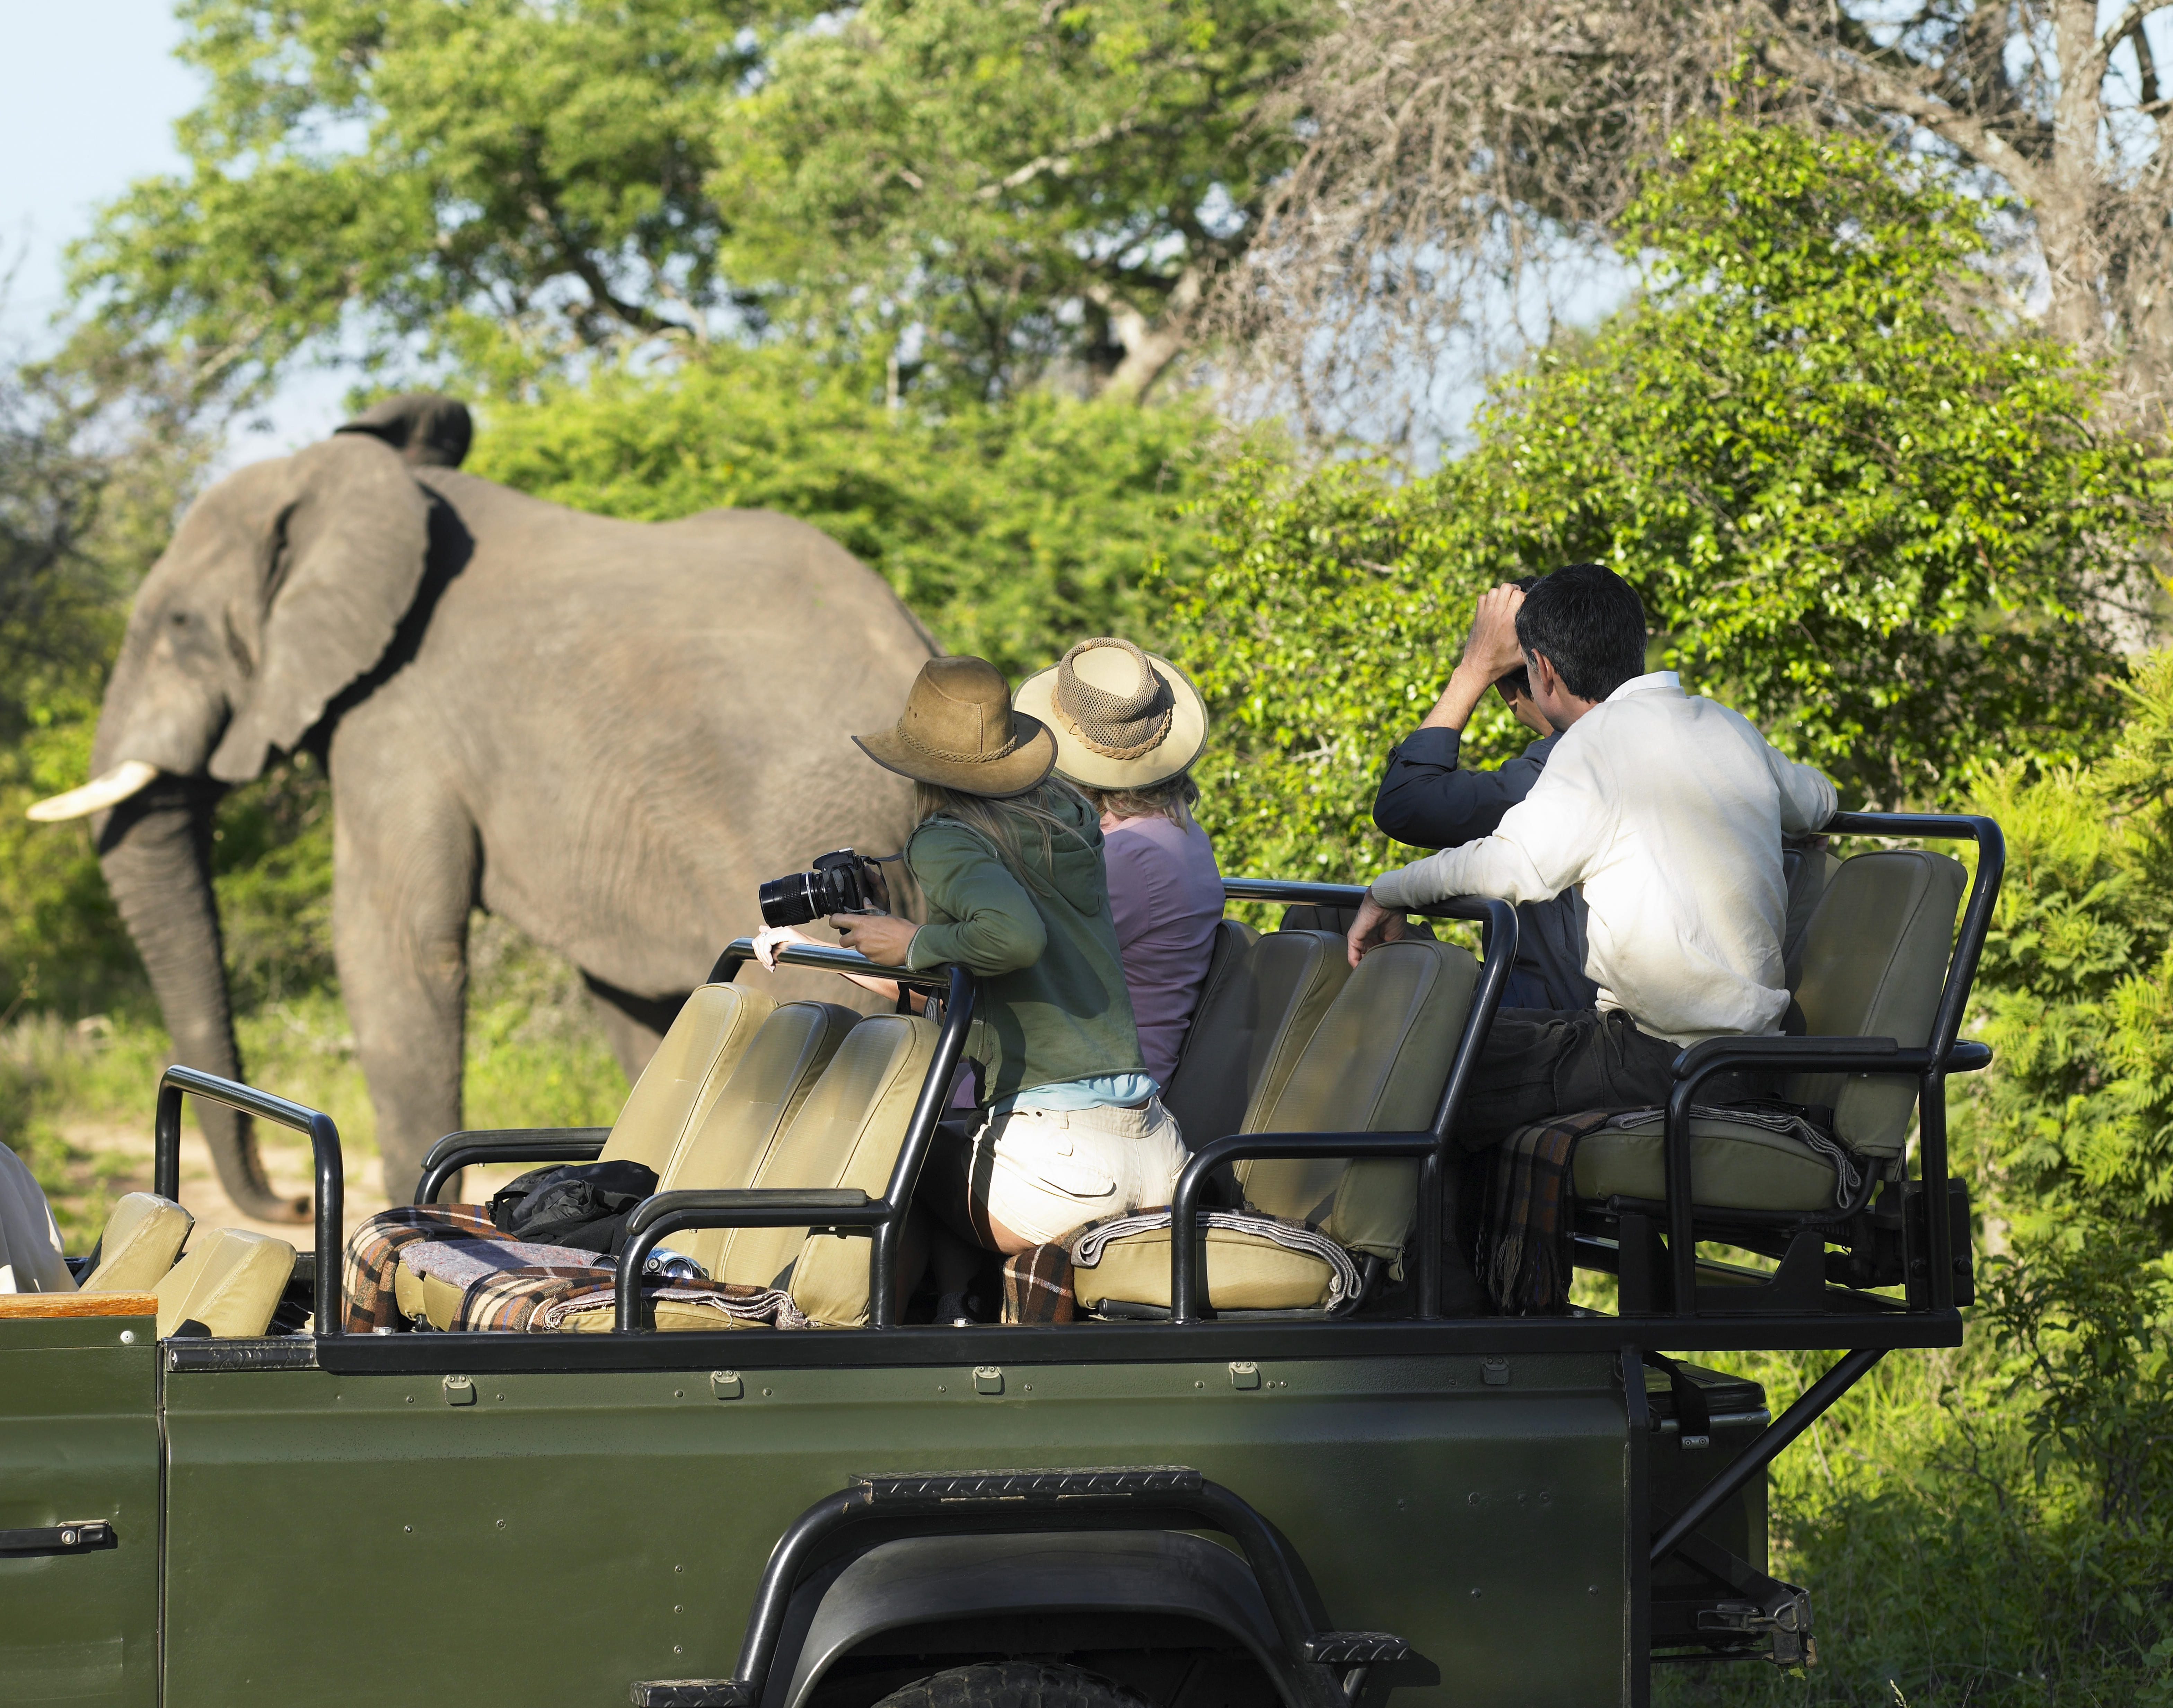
[759,849,885,929]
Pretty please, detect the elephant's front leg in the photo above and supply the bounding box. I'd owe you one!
[331,784,479,1203]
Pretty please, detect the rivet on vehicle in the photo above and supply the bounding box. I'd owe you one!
[673,1389,684,1399]
[1467,1492,1481,1506]
[936,1384,947,1394]
[1229,1361,1261,1390]
[1193,1380,1204,1389]
[118,1330,135,1345]
[674,1565,684,1574]
[673,1647,683,1656]
[974,1365,1003,1395]
[710,1371,743,1400]
[674,1606,683,1615]
[761,1388,773,1397]
[1587,1585,1599,1596]
[1469,1588,1482,1599]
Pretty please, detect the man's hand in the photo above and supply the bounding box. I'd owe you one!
[832,912,918,965]
[1346,893,1409,968]
[1418,582,1528,732]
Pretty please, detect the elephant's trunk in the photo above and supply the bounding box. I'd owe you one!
[96,782,309,1223]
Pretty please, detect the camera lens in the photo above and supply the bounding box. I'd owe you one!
[758,872,823,928]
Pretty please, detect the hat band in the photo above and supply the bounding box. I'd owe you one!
[1053,698,1173,761]
[898,723,1025,767]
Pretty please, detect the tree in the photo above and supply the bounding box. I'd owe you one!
[1219,0,2173,433]
[69,0,759,402]
[1162,124,2162,885]
[711,0,1317,403]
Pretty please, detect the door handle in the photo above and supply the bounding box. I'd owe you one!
[0,1521,115,1555]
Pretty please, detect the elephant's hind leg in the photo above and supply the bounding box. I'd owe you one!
[331,783,478,1204]
[580,973,687,1083]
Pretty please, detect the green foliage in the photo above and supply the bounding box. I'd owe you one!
[470,350,1243,676]
[69,0,758,396]
[713,0,1315,400]
[1163,124,2166,891]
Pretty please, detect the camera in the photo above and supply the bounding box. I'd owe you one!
[758,849,885,928]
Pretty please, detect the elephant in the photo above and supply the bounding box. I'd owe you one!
[29,395,936,1214]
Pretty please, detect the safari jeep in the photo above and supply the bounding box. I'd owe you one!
[0,810,1997,1708]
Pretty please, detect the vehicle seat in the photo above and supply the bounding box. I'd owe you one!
[1074,937,1477,1316]
[406,999,861,1328]
[598,981,781,1178]
[1572,849,1967,1211]
[80,1193,194,1292]
[1161,927,1351,1155]
[155,1228,298,1338]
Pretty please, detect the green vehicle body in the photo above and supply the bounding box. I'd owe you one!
[1,839,1994,1708]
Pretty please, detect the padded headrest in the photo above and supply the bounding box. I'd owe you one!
[1786,849,1966,1156]
[605,983,777,1174]
[713,1015,939,1311]
[82,1192,194,1292]
[1247,937,1478,1260]
[154,1228,298,1338]
[667,1001,861,1272]
[1162,928,1349,1151]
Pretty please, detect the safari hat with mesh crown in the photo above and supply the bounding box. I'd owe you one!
[1013,637,1209,791]
[854,655,1057,798]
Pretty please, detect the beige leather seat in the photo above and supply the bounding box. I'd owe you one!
[596,982,780,1177]
[1161,927,1351,1153]
[408,999,861,1327]
[80,1193,194,1292]
[1573,849,1967,1211]
[155,1228,298,1338]
[1075,937,1478,1315]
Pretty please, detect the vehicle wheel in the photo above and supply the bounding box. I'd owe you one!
[871,1661,1146,1708]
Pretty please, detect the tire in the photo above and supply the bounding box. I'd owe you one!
[871,1661,1148,1708]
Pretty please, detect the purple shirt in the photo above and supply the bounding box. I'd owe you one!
[1102,814,1224,1088]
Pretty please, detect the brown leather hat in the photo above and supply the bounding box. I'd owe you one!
[854,656,1057,798]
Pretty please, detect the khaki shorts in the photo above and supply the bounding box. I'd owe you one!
[968,1098,1189,1247]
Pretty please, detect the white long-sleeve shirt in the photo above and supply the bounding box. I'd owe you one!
[1369,672,1836,1044]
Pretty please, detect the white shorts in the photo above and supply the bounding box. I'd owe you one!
[969,1098,1189,1247]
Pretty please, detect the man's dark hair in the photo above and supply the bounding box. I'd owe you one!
[1513,562,1648,702]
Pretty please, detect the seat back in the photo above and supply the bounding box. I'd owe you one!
[1782,845,1843,990]
[1240,938,1478,1262]
[1162,929,1351,1150]
[153,1228,298,1338]
[665,1001,862,1272]
[1785,849,1966,1156]
[600,983,777,1174]
[81,1192,194,1292]
[709,1015,939,1322]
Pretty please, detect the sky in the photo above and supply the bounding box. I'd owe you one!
[0,1,351,463]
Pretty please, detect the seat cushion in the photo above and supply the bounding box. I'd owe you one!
[1161,929,1348,1152]
[608,983,778,1175]
[154,1228,298,1338]
[1071,1222,1341,1313]
[1572,1114,1841,1212]
[81,1193,194,1292]
[1786,850,1966,1156]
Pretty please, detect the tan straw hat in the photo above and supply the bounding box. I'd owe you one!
[1014,637,1209,791]
[854,655,1057,798]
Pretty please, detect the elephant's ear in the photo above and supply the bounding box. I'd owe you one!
[208,435,432,784]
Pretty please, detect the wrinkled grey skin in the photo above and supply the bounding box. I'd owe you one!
[83,396,933,1212]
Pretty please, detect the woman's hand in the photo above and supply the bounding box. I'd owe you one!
[832,912,919,965]
[752,924,822,970]
[1346,893,1409,968]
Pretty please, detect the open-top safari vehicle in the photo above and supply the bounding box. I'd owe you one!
[1,810,1997,1708]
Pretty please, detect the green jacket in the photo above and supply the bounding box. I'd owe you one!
[902,794,1144,1102]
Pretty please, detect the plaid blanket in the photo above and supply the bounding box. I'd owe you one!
[341,1204,507,1332]
[1001,1244,1075,1324]
[392,1234,812,1333]
[1069,1208,1364,1308]
[1479,1109,1614,1317]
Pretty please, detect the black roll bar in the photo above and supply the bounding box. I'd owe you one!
[1167,879,1519,1323]
[1656,812,2003,1316]
[414,1128,613,1206]
[155,1065,345,1338]
[609,939,977,1331]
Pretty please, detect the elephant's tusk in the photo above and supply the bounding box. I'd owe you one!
[26,760,162,823]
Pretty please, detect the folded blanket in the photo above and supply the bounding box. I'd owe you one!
[1001,1244,1075,1324]
[1600,1102,1865,1208]
[1479,1110,1613,1317]
[1070,1209,1364,1309]
[391,1234,811,1333]
[340,1203,503,1332]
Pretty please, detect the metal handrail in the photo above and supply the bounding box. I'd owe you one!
[156,1065,345,1338]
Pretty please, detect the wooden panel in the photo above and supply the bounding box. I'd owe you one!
[0,1292,155,1319]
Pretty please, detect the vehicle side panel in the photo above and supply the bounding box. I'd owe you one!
[160,1352,1628,1706]
[0,1314,160,1708]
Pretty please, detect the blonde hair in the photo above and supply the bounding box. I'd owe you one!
[913,777,1095,890]
[1082,773,1200,829]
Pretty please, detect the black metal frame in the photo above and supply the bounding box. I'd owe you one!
[155,1064,346,1338]
[1163,879,1517,1325]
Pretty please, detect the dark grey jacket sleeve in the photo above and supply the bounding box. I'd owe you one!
[1372,727,1558,849]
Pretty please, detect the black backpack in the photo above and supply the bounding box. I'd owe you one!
[487,1160,659,1256]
